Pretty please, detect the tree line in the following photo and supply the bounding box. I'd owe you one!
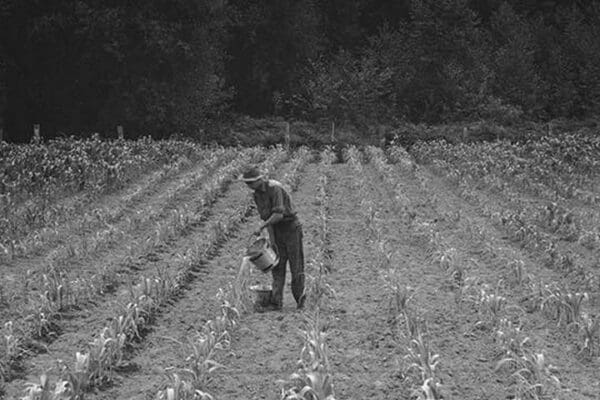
[1,0,599,142]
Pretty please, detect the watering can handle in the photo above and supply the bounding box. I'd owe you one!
[249,228,267,243]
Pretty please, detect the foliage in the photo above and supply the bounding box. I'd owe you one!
[3,1,600,139]
[287,52,395,127]
[0,136,206,246]
[0,0,230,140]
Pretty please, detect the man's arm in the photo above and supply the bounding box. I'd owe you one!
[260,212,284,230]
[259,214,282,246]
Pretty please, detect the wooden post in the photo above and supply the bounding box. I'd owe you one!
[117,125,124,140]
[331,121,335,142]
[0,127,3,142]
[33,124,41,143]
[284,122,290,151]
[462,127,468,141]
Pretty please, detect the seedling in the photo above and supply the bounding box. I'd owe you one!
[496,351,560,400]
[578,313,599,356]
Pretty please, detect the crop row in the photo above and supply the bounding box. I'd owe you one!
[0,137,214,249]
[14,147,303,400]
[2,147,236,262]
[408,142,600,309]
[383,144,598,398]
[0,147,276,393]
[363,146,445,400]
[411,133,600,204]
[280,147,337,400]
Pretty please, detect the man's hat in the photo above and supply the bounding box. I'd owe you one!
[240,166,264,182]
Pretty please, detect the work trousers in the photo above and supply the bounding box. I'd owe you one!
[269,219,305,307]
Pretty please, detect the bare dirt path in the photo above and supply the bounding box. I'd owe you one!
[318,161,403,400]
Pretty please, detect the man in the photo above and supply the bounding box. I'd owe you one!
[241,166,306,312]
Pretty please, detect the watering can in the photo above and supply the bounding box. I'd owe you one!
[245,231,279,273]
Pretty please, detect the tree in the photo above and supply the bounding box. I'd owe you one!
[487,2,545,116]
[227,0,325,116]
[400,0,484,122]
[0,0,231,141]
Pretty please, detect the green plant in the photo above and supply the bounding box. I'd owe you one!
[496,351,560,400]
[389,284,414,319]
[495,318,530,357]
[21,374,65,400]
[541,288,587,327]
[183,330,225,388]
[155,372,214,400]
[404,334,440,382]
[281,369,336,400]
[282,312,335,400]
[475,286,507,328]
[411,377,444,400]
[509,259,527,285]
[578,313,599,356]
[1,321,23,382]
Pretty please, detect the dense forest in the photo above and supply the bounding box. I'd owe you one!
[1,0,600,141]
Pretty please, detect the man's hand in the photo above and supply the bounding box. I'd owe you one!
[253,224,266,236]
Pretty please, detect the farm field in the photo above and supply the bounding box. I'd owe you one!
[1,135,599,400]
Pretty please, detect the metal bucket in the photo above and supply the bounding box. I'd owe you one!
[246,237,279,273]
[249,284,272,306]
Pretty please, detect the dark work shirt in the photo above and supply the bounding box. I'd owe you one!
[253,179,297,222]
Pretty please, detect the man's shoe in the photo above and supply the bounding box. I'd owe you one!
[297,294,306,310]
[255,303,282,313]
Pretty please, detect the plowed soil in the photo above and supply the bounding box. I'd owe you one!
[2,147,598,400]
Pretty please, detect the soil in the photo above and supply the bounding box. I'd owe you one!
[1,147,599,400]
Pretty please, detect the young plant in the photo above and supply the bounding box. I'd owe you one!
[494,318,531,357]
[411,377,444,400]
[21,374,62,400]
[155,372,214,400]
[282,312,336,400]
[541,288,587,328]
[388,283,414,322]
[509,259,527,286]
[1,321,23,381]
[404,333,440,382]
[496,351,560,400]
[578,313,599,356]
[476,286,507,329]
[183,329,226,388]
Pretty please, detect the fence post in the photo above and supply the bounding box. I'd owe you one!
[117,125,124,140]
[284,122,290,151]
[0,127,3,142]
[331,121,335,142]
[33,124,41,143]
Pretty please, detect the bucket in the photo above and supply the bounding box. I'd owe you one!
[246,237,279,273]
[249,284,272,307]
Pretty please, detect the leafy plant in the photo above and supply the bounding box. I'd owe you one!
[496,351,560,400]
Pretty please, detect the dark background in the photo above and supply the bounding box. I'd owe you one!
[1,0,599,141]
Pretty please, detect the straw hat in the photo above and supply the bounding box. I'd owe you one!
[239,166,264,182]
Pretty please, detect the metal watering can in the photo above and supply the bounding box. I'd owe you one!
[245,232,279,273]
